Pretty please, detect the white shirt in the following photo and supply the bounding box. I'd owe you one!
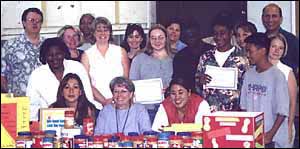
[151,99,211,132]
[85,44,124,99]
[26,60,102,121]
[276,61,292,81]
[214,46,235,67]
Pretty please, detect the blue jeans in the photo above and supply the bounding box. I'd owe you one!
[143,103,160,125]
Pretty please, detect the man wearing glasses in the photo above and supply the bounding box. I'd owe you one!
[1,8,45,96]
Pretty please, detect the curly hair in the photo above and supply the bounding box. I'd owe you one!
[39,37,69,64]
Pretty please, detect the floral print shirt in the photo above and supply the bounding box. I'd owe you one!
[195,46,249,112]
[1,33,45,96]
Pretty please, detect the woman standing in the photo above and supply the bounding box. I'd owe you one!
[58,25,84,62]
[268,33,297,148]
[81,17,130,106]
[120,23,146,62]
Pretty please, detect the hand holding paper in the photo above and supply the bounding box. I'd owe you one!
[204,65,238,90]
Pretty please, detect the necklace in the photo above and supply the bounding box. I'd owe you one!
[115,104,131,133]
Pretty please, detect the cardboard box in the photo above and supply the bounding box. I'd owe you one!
[203,111,264,148]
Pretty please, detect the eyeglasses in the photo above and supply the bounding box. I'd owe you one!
[150,36,165,41]
[26,18,42,24]
[113,90,130,95]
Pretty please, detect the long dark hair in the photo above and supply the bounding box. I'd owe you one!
[51,73,96,125]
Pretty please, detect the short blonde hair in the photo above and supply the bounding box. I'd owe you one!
[57,25,83,46]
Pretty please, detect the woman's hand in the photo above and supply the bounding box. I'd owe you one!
[288,123,294,143]
[199,74,212,85]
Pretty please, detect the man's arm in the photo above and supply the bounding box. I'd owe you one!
[264,114,285,144]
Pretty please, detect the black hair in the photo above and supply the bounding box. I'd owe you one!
[169,77,193,92]
[79,13,95,24]
[165,17,183,29]
[211,11,234,31]
[39,37,69,64]
[120,23,146,52]
[244,32,271,55]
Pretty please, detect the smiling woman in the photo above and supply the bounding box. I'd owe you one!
[50,73,97,126]
[152,77,211,132]
[94,76,152,135]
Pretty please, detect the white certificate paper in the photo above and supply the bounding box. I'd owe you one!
[204,65,238,90]
[132,78,164,104]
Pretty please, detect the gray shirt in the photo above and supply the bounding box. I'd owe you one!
[94,103,152,135]
[129,53,173,88]
[240,65,289,146]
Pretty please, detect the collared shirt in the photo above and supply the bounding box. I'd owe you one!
[1,33,45,96]
[176,40,187,52]
[195,46,249,111]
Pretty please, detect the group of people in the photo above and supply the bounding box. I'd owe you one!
[1,3,299,148]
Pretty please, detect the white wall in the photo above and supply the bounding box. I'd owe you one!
[247,1,296,35]
[1,1,156,40]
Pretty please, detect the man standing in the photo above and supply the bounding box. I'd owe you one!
[1,8,45,96]
[262,3,299,75]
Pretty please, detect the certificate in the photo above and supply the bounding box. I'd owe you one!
[132,78,164,104]
[204,65,238,90]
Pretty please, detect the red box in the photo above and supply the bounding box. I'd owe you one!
[203,111,264,148]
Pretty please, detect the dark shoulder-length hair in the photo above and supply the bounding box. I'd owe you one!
[51,73,96,125]
[39,37,69,64]
[120,23,146,52]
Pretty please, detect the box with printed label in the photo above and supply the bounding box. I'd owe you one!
[203,111,264,148]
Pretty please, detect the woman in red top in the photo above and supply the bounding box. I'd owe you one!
[152,78,210,131]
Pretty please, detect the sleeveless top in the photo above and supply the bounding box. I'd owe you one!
[85,44,124,98]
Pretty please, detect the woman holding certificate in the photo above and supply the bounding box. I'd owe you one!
[152,78,210,132]
[194,11,249,112]
[129,24,175,123]
[94,77,151,135]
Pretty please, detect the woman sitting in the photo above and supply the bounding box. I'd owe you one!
[152,77,210,132]
[94,77,152,135]
[50,73,97,125]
